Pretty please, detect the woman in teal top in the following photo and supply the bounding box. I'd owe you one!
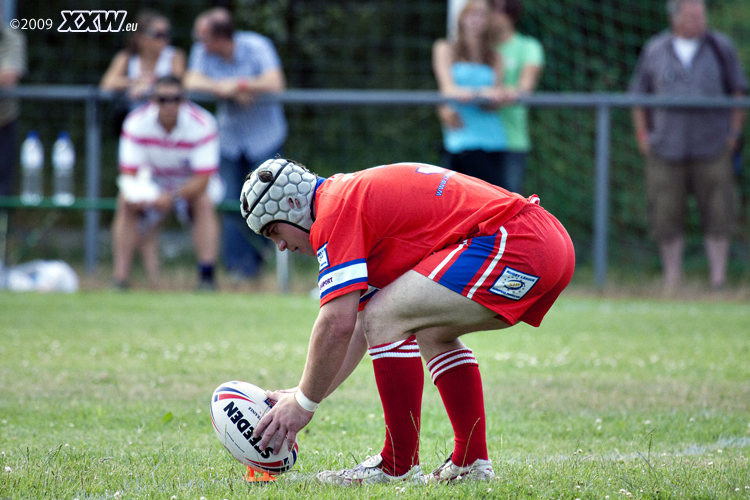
[433,0,508,186]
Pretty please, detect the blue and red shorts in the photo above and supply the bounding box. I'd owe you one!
[413,204,575,327]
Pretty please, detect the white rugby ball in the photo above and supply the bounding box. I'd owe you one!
[210,381,298,475]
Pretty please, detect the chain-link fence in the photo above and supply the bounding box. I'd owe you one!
[6,0,750,282]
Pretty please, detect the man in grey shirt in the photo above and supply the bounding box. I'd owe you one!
[629,0,747,292]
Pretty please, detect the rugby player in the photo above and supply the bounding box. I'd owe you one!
[241,158,575,484]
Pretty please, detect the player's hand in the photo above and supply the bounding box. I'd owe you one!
[254,389,314,454]
[265,387,299,401]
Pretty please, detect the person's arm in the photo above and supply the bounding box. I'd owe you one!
[728,90,745,151]
[254,291,360,453]
[477,51,505,108]
[99,52,131,91]
[517,64,543,94]
[0,68,21,87]
[149,174,210,212]
[171,49,187,79]
[433,40,473,101]
[323,311,368,397]
[298,291,360,402]
[240,67,286,94]
[184,68,284,100]
[0,29,25,87]
[432,39,466,128]
[632,107,650,155]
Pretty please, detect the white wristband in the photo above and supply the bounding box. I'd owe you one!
[294,389,319,413]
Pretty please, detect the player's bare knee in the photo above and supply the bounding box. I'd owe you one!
[361,301,409,346]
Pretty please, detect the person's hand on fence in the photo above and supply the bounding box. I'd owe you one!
[477,87,505,110]
[128,74,156,101]
[498,87,521,105]
[438,105,463,130]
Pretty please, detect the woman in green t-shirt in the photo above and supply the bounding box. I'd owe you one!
[491,0,544,194]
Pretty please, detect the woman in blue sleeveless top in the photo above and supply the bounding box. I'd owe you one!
[433,0,508,187]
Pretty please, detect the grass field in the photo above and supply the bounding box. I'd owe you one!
[1,289,749,499]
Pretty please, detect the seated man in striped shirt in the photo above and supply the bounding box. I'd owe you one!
[113,75,221,290]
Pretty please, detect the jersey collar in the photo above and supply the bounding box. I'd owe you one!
[310,177,327,223]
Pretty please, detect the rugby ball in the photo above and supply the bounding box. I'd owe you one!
[210,381,299,475]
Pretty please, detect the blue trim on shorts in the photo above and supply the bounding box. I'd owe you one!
[437,234,498,292]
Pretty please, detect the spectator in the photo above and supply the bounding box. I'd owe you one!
[113,75,220,291]
[629,0,747,291]
[490,0,544,194]
[100,10,186,108]
[433,0,507,187]
[0,11,27,198]
[185,12,287,281]
[191,7,230,48]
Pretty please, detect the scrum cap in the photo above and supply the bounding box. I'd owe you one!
[240,158,318,234]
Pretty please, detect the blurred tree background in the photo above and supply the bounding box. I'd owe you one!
[10,0,750,280]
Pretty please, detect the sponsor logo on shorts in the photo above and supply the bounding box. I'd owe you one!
[489,266,539,300]
[317,243,329,271]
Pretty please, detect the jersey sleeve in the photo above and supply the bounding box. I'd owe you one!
[312,198,370,307]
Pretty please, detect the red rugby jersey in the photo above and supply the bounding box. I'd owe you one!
[311,163,530,308]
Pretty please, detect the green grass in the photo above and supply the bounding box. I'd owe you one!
[1,290,749,499]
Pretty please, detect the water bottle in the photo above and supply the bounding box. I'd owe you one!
[20,131,44,205]
[52,132,76,206]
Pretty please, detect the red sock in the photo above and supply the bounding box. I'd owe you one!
[368,335,423,476]
[427,347,487,466]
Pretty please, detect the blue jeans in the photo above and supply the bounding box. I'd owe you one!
[220,148,282,278]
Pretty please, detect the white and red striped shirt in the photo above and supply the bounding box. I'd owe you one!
[119,101,219,193]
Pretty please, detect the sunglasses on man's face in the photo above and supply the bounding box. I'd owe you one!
[155,95,183,104]
[147,31,170,40]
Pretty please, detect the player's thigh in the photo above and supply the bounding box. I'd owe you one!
[362,270,505,346]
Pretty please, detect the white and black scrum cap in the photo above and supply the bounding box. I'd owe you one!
[240,158,318,234]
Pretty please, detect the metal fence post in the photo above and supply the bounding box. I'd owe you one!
[84,92,101,274]
[593,104,611,289]
[276,247,290,294]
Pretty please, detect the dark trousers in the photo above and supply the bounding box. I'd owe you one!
[0,120,18,197]
[220,148,283,278]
